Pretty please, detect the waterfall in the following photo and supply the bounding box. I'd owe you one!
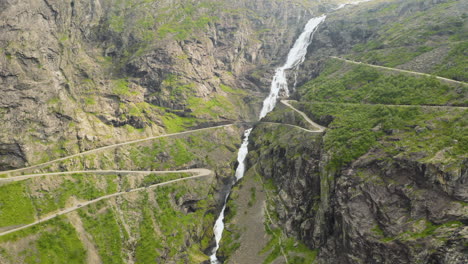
[209,129,252,264]
[209,15,326,263]
[259,15,326,119]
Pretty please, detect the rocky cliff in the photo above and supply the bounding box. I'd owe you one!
[1,0,467,263]
[0,0,333,169]
[242,99,467,263]
[220,1,467,263]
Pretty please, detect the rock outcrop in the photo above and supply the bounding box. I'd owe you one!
[248,117,467,264]
[0,0,327,169]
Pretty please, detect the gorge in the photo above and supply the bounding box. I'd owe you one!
[0,0,467,263]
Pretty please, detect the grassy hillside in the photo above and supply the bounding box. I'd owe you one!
[299,59,467,106]
[0,126,243,263]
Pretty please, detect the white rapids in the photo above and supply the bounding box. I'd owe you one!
[210,128,252,264]
[209,14,326,264]
[259,15,326,119]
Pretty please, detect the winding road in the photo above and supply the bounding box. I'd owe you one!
[0,168,211,183]
[0,101,324,239]
[280,100,327,132]
[331,56,467,86]
[0,169,213,237]
[260,122,324,134]
[305,101,468,110]
[1,124,234,177]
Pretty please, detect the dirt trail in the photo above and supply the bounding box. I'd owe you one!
[0,171,213,237]
[312,101,468,110]
[0,168,211,183]
[66,212,102,264]
[331,56,467,86]
[1,124,234,176]
[280,100,326,132]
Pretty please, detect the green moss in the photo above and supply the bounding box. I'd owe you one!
[188,95,233,118]
[84,96,96,105]
[79,206,125,264]
[0,217,86,263]
[296,101,467,169]
[300,61,464,106]
[112,79,131,96]
[109,14,125,33]
[47,97,60,105]
[170,140,195,166]
[156,2,219,41]
[24,174,118,218]
[346,0,465,69]
[161,113,196,133]
[23,219,87,264]
[0,182,36,227]
[135,194,162,263]
[434,42,468,82]
[151,184,210,259]
[141,172,189,186]
[371,224,385,237]
[219,84,246,95]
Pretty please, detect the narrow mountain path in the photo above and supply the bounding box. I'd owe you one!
[0,171,213,237]
[309,101,468,110]
[280,100,327,132]
[0,168,211,183]
[1,124,234,176]
[330,56,467,86]
[260,122,324,134]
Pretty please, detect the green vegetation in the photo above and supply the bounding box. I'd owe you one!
[0,217,86,263]
[170,140,195,166]
[135,194,162,263]
[261,207,318,264]
[300,60,466,106]
[161,112,196,133]
[188,95,234,118]
[109,14,125,33]
[220,84,246,95]
[84,96,96,105]
[434,42,468,82]
[29,174,118,217]
[148,182,213,262]
[373,219,464,243]
[346,0,466,71]
[79,203,126,264]
[247,187,256,207]
[112,79,131,96]
[47,97,60,105]
[156,2,219,41]
[296,101,467,169]
[399,220,463,241]
[140,172,188,186]
[23,219,86,264]
[0,182,35,227]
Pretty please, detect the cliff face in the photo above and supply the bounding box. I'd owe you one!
[238,1,468,262]
[296,0,468,87]
[247,107,467,264]
[0,0,324,169]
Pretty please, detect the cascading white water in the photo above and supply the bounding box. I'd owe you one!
[259,15,326,119]
[209,15,326,264]
[234,129,253,181]
[210,129,252,264]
